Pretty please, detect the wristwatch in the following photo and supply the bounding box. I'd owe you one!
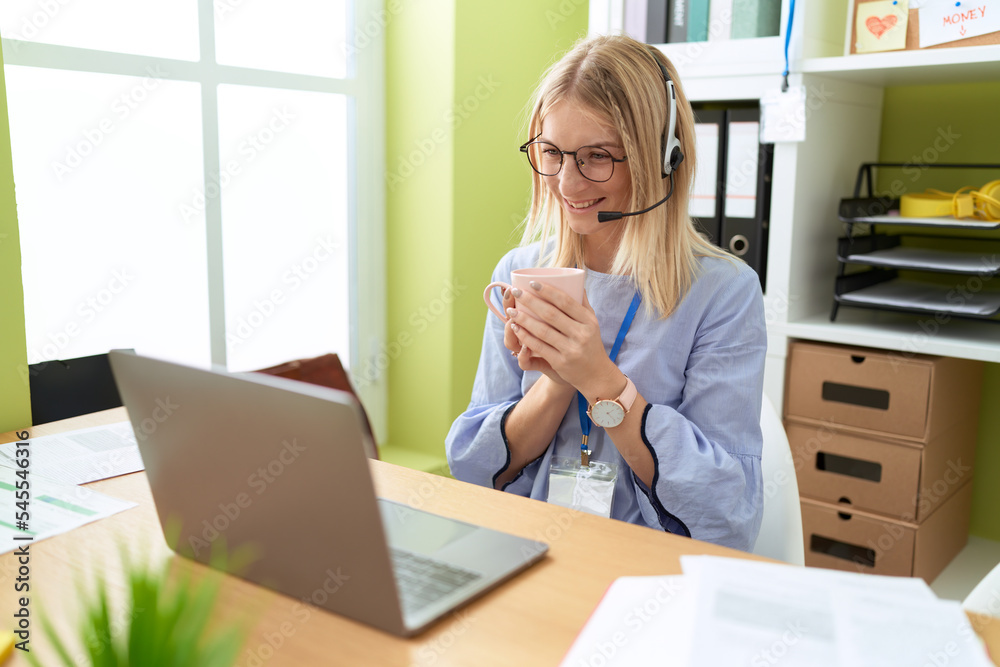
[587,375,637,429]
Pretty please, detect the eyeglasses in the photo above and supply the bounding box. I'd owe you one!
[519,134,627,183]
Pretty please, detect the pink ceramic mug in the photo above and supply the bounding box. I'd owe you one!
[483,267,586,321]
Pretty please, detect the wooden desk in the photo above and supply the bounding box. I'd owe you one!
[3,409,999,666]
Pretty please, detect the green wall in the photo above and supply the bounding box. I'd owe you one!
[0,36,31,433]
[880,82,1000,541]
[383,0,589,470]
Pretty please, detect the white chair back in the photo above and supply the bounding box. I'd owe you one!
[752,394,805,566]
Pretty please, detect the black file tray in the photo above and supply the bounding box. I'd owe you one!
[834,270,1000,321]
[831,162,1000,323]
[838,161,1000,228]
[837,234,1000,276]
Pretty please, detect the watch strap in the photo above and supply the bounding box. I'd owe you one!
[587,374,636,421]
[616,374,637,413]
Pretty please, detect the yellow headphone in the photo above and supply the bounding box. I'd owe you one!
[900,180,1000,221]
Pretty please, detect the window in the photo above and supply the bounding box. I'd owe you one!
[1,0,386,432]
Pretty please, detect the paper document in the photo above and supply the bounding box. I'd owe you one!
[0,421,143,486]
[919,1,999,48]
[559,576,694,666]
[562,555,992,667]
[845,248,1000,274]
[845,214,1000,229]
[0,466,137,554]
[840,280,1000,316]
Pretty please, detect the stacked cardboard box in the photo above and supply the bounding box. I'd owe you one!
[785,341,983,582]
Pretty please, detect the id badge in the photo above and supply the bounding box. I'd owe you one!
[547,456,618,518]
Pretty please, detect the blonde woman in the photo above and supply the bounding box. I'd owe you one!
[446,34,766,551]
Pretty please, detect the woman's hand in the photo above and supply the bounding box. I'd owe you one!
[503,287,571,386]
[506,282,619,394]
[501,287,523,356]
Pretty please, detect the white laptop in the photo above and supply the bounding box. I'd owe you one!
[108,350,548,637]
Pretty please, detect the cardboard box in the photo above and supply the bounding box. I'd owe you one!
[785,341,983,442]
[801,480,972,582]
[787,417,977,522]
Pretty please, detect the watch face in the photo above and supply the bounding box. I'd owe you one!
[591,400,625,428]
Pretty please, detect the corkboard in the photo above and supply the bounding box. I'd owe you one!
[848,0,1000,55]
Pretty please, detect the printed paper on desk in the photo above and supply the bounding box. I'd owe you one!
[559,576,694,666]
[855,0,909,53]
[680,555,992,667]
[919,0,1000,48]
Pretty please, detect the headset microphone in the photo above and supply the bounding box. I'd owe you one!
[598,50,684,224]
[598,176,675,222]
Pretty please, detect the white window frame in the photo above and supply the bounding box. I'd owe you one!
[2,0,387,437]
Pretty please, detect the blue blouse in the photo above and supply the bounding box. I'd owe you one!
[445,244,767,551]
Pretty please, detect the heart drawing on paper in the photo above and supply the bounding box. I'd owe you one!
[865,14,898,39]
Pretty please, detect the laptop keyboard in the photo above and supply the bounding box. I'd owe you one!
[390,548,482,616]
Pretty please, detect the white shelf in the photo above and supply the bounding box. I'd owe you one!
[802,44,1000,86]
[656,42,1000,88]
[653,38,786,81]
[774,311,1000,363]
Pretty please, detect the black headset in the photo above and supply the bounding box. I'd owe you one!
[597,48,684,223]
[649,49,684,178]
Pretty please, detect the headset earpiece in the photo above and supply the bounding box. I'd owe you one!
[663,79,683,176]
[647,49,684,178]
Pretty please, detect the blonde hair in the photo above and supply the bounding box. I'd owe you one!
[521,33,731,318]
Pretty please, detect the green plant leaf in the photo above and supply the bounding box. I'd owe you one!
[30,611,77,667]
[32,539,253,667]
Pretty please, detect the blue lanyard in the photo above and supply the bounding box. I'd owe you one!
[781,0,796,92]
[577,292,641,464]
